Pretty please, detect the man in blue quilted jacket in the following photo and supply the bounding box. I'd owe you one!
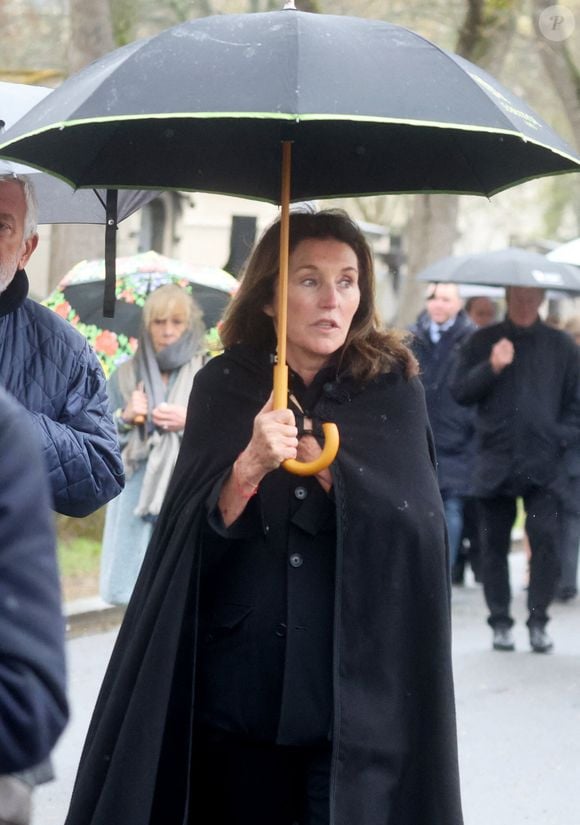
[0,174,124,517]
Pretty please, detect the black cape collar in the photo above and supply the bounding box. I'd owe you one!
[0,269,29,318]
[224,342,354,406]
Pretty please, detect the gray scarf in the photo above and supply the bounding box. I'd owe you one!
[119,326,204,519]
[135,328,199,423]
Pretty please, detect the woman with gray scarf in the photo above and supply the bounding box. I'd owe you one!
[100,284,206,605]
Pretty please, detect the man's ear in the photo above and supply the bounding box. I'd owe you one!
[18,233,39,270]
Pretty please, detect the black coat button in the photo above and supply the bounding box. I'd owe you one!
[289,553,304,568]
[294,486,308,500]
[275,622,287,638]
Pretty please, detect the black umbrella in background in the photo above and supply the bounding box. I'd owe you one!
[2,7,579,473]
[416,247,580,292]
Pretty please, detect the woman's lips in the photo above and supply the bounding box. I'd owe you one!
[314,319,338,329]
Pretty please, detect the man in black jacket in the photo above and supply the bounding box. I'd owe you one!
[452,286,580,653]
[410,283,477,576]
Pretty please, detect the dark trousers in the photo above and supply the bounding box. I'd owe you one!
[454,496,482,582]
[558,510,580,595]
[191,729,331,825]
[477,487,561,628]
[556,475,580,596]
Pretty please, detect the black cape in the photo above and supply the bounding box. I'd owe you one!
[65,344,463,825]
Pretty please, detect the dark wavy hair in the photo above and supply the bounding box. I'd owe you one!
[220,209,417,383]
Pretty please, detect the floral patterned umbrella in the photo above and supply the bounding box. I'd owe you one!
[43,250,238,376]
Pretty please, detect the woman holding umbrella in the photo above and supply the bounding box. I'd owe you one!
[99,283,206,605]
[66,210,463,825]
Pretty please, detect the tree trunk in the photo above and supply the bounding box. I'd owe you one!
[398,0,522,327]
[532,0,580,150]
[47,0,115,291]
[456,0,522,71]
[396,195,460,326]
[532,0,580,230]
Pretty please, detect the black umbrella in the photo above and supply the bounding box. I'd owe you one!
[1,12,578,200]
[1,7,578,473]
[416,247,580,292]
[0,81,157,225]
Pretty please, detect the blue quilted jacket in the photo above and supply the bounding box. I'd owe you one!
[0,270,125,517]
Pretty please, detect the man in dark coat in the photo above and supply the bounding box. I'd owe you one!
[0,388,68,822]
[454,293,499,585]
[409,282,477,575]
[554,317,580,601]
[0,174,124,517]
[452,286,580,653]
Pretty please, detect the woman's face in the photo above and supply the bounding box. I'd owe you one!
[149,310,188,352]
[265,237,361,373]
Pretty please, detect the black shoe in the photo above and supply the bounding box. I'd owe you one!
[529,626,554,654]
[555,587,577,603]
[492,626,515,651]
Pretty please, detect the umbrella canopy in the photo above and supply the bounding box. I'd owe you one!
[416,247,580,292]
[3,8,578,474]
[0,81,157,224]
[0,11,578,200]
[457,284,504,298]
[547,238,580,267]
[43,250,238,376]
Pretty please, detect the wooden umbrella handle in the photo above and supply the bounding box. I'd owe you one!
[283,422,340,476]
[273,362,339,476]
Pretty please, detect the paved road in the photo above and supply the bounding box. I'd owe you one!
[453,553,580,825]
[34,550,579,825]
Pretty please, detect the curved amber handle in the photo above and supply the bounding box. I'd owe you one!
[274,363,339,476]
[283,422,340,476]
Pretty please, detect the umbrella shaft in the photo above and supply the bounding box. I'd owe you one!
[274,141,292,410]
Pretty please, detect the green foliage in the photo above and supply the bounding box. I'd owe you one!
[56,509,104,576]
[295,0,322,10]
[57,536,102,577]
[542,177,578,239]
[110,0,140,46]
[56,509,106,543]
